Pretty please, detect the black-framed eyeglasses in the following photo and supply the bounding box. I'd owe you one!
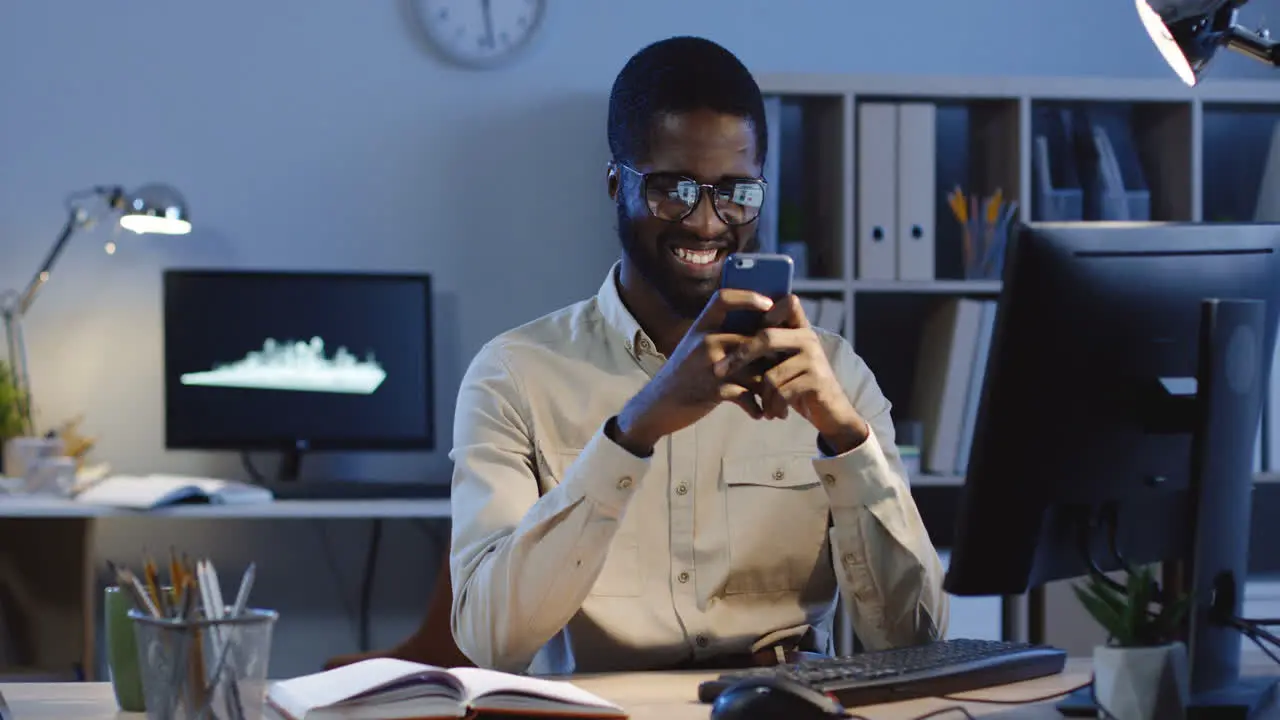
[616,162,767,226]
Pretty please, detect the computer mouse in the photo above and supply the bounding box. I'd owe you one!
[710,675,847,720]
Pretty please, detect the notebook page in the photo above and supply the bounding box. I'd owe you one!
[269,658,454,715]
[449,668,622,710]
[75,475,187,508]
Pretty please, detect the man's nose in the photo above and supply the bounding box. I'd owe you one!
[683,190,728,239]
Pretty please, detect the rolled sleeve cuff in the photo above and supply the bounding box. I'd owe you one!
[560,418,652,518]
[812,426,904,510]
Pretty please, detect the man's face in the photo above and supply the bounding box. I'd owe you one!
[611,109,761,319]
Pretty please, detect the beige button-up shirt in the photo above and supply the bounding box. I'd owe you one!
[449,263,948,674]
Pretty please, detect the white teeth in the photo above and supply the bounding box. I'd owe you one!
[673,247,718,265]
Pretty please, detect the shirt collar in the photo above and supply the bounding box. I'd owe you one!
[596,260,651,357]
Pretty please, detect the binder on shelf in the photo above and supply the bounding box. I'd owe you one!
[816,297,845,335]
[797,295,846,335]
[1089,123,1151,221]
[1031,106,1083,222]
[954,300,997,474]
[1033,136,1084,222]
[1070,106,1150,221]
[857,102,898,280]
[895,103,937,281]
[910,298,985,474]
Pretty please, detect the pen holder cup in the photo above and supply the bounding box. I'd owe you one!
[130,608,278,720]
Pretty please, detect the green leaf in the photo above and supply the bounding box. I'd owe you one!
[1074,564,1191,647]
[1073,582,1129,644]
[0,361,25,441]
[1127,568,1151,643]
[1088,575,1129,616]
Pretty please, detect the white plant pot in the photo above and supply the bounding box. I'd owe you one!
[1093,642,1190,720]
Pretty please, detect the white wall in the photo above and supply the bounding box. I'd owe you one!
[3,0,1279,677]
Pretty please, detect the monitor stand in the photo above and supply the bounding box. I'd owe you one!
[278,445,306,483]
[1056,299,1279,719]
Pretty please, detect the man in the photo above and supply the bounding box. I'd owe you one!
[449,36,947,675]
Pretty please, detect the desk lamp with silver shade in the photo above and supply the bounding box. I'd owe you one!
[0,183,191,436]
[1137,0,1280,85]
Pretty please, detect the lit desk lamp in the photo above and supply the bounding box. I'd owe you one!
[1137,0,1280,85]
[1,183,191,433]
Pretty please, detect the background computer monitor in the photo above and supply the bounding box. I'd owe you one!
[943,222,1280,710]
[163,270,433,480]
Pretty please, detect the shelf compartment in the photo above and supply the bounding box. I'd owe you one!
[851,96,1019,282]
[1202,102,1280,223]
[1029,100,1192,222]
[765,92,847,280]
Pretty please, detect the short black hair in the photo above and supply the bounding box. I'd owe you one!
[607,36,766,167]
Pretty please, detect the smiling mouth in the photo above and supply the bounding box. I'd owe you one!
[670,246,727,267]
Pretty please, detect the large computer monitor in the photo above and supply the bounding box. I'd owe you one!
[162,270,434,480]
[944,222,1280,716]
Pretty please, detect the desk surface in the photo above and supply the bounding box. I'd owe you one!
[0,496,450,519]
[6,659,1247,720]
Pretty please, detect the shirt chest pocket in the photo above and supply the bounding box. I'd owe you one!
[550,449,643,598]
[721,453,831,596]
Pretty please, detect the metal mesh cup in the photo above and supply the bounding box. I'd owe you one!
[129,608,278,720]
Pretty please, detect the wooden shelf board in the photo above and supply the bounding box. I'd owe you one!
[852,280,1002,294]
[910,474,964,487]
[757,72,1280,105]
[793,278,846,293]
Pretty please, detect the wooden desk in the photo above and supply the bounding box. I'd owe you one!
[5,658,1266,719]
[0,496,451,520]
[0,497,451,681]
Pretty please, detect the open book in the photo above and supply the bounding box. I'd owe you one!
[266,658,627,720]
[73,474,273,509]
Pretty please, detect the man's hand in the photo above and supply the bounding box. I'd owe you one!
[713,295,871,454]
[612,290,774,456]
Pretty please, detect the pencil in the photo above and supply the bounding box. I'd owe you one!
[169,547,184,610]
[143,552,168,617]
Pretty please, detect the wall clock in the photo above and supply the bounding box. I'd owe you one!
[409,0,548,69]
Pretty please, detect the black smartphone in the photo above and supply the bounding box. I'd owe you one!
[718,252,795,336]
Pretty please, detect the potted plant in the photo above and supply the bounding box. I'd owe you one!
[0,361,27,474]
[1073,563,1191,719]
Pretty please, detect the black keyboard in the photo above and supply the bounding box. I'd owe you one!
[266,481,451,501]
[697,638,1067,708]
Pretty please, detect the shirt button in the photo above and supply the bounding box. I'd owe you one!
[842,552,857,566]
[678,570,690,583]
[695,635,709,648]
[823,474,836,485]
[638,337,651,353]
[675,483,688,496]
[617,476,633,490]
[772,469,785,482]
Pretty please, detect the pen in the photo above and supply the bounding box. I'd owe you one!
[231,563,256,619]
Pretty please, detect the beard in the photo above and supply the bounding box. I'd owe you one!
[616,202,758,319]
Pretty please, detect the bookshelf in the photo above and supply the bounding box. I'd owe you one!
[756,72,1280,654]
[756,71,1280,482]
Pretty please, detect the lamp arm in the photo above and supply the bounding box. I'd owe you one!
[1225,23,1280,66]
[1,184,123,435]
[14,185,123,317]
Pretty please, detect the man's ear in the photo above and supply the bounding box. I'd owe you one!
[606,161,620,201]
